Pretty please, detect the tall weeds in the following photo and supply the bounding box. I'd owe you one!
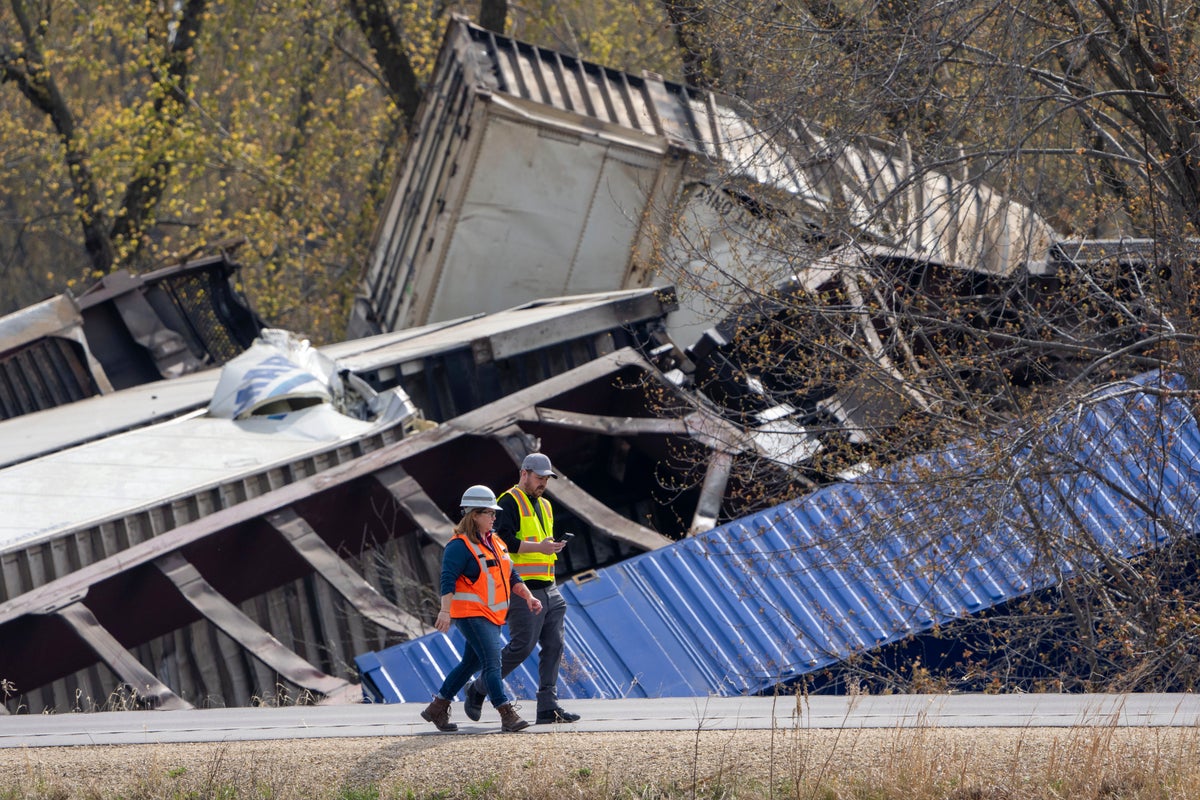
[1,718,1198,799]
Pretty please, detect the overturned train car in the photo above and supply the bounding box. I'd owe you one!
[0,289,759,713]
[0,250,262,423]
[352,16,1055,351]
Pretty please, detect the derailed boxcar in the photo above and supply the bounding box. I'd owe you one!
[351,16,1056,351]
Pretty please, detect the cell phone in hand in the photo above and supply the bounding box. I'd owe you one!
[553,532,574,542]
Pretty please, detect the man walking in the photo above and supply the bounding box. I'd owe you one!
[463,452,581,724]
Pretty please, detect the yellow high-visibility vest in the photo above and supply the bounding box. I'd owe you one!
[503,486,556,582]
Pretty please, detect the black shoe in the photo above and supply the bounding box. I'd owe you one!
[536,706,581,724]
[464,683,485,722]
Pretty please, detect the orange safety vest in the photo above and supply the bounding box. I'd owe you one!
[504,486,556,582]
[448,532,513,625]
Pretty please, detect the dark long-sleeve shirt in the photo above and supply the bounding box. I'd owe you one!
[439,534,525,596]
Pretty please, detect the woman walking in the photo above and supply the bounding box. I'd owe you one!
[421,484,543,732]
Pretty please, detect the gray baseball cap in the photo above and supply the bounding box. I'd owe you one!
[521,452,557,477]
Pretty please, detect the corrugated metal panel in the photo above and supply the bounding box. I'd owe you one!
[0,406,399,555]
[457,17,1053,261]
[356,16,1055,347]
[357,370,1200,701]
[0,296,110,420]
[0,371,220,469]
[467,24,693,141]
[0,337,99,419]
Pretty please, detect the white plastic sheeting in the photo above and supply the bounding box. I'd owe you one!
[208,329,335,419]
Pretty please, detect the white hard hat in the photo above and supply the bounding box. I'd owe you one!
[460,484,502,511]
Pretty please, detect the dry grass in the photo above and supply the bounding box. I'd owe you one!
[1,723,1198,799]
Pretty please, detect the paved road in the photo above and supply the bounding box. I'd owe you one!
[3,694,1198,748]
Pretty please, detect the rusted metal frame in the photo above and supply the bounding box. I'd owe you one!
[528,405,752,537]
[371,464,456,548]
[437,347,658,439]
[488,422,673,551]
[690,449,733,535]
[548,471,674,551]
[0,349,657,627]
[155,551,351,697]
[487,423,541,471]
[266,507,429,638]
[482,363,760,549]
[50,601,192,710]
[529,406,677,435]
[481,289,676,363]
[529,405,746,444]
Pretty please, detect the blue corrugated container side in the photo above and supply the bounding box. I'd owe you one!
[355,370,1200,703]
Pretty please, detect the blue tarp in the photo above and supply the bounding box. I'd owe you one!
[356,370,1200,702]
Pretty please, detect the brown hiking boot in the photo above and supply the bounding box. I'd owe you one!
[497,702,529,732]
[420,695,458,732]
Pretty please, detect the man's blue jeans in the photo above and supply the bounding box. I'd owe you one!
[436,615,509,707]
[467,583,566,714]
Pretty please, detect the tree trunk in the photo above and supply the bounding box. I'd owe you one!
[659,0,721,89]
[344,0,422,124]
[479,0,507,33]
[2,0,115,273]
[110,0,209,266]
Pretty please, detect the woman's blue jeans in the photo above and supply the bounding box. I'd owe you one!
[436,615,509,707]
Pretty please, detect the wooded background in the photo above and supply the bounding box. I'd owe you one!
[2,1,1196,339]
